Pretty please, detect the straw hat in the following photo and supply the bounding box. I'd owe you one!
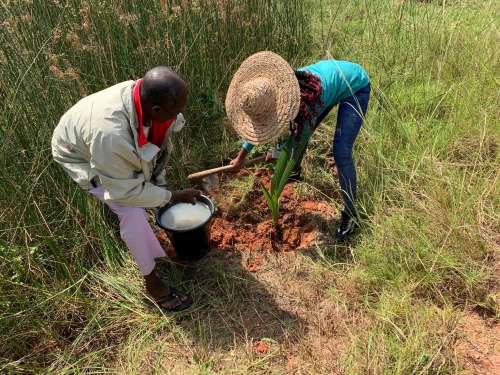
[225,51,300,145]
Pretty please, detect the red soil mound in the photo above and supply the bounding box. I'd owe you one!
[208,168,334,253]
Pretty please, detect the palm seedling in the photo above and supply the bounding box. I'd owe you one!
[261,137,308,227]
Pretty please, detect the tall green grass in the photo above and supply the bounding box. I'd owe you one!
[303,0,499,372]
[0,0,309,372]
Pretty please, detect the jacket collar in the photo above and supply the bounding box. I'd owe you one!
[122,81,161,162]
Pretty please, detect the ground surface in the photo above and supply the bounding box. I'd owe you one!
[457,312,500,374]
[210,168,334,253]
[156,167,500,374]
[158,167,337,258]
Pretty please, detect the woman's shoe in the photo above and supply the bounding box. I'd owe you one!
[336,211,358,241]
[287,168,302,182]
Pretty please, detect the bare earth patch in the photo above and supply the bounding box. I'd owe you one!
[209,168,335,253]
[456,258,500,374]
[152,169,350,373]
[153,250,351,374]
[456,312,500,374]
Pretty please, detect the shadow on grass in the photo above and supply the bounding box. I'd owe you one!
[158,251,307,353]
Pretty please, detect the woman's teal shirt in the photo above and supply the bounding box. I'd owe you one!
[241,60,369,152]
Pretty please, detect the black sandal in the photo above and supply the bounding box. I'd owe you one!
[154,287,193,312]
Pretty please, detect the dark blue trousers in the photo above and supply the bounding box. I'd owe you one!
[296,84,371,216]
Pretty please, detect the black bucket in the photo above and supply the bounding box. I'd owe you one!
[156,195,215,262]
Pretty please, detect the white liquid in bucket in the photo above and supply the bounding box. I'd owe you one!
[160,201,212,230]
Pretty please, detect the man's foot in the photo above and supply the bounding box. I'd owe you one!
[144,271,193,312]
[336,211,358,241]
[154,287,193,312]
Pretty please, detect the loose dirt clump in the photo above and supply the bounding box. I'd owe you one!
[253,340,271,354]
[209,168,335,253]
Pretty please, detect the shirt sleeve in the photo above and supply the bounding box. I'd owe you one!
[241,141,254,152]
[90,129,172,207]
[171,113,186,132]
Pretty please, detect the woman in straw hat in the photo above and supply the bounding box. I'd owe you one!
[226,51,370,241]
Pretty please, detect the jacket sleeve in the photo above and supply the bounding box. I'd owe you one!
[90,129,172,207]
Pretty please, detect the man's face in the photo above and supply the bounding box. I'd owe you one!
[152,92,187,122]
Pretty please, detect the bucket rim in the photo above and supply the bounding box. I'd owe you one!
[156,194,215,233]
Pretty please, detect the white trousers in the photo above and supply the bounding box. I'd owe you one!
[89,186,166,275]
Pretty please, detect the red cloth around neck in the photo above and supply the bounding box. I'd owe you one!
[133,79,176,147]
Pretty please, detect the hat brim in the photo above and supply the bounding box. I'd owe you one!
[225,51,300,145]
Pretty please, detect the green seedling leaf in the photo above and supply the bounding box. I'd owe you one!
[271,138,293,191]
[261,181,279,225]
[277,137,308,194]
[262,135,308,226]
[261,181,274,208]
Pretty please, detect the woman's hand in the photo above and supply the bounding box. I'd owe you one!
[265,146,279,163]
[229,148,249,172]
[229,157,245,171]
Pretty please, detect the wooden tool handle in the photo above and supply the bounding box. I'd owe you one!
[188,165,234,180]
[187,155,266,180]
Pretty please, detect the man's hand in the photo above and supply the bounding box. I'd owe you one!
[171,188,201,204]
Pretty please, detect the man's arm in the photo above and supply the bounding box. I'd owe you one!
[90,129,172,207]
